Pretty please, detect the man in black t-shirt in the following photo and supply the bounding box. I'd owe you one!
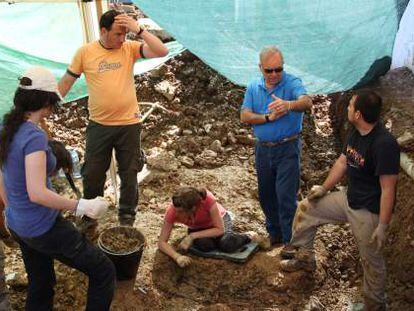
[280,90,400,311]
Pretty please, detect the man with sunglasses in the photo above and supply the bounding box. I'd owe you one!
[241,46,312,254]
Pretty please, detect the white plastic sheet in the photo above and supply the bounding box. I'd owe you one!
[391,0,414,72]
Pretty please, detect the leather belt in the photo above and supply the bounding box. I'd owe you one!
[258,134,299,147]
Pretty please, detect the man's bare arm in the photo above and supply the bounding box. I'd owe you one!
[240,108,268,125]
[290,95,312,111]
[58,73,77,98]
[322,154,347,191]
[115,13,168,59]
[140,30,168,58]
[378,174,398,225]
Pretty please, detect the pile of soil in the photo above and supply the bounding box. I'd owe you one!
[3,51,414,310]
[100,227,144,254]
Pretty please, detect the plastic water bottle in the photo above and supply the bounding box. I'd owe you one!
[68,148,82,179]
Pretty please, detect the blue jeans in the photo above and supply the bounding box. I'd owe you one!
[255,139,301,243]
[10,216,116,311]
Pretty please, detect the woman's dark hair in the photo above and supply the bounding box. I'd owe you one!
[0,77,60,167]
[99,9,122,31]
[352,90,382,124]
[172,187,207,211]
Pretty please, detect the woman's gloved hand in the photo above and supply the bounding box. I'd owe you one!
[175,255,192,268]
[75,197,109,219]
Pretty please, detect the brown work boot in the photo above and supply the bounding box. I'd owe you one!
[119,215,135,226]
[247,232,271,250]
[280,244,297,259]
[270,235,283,246]
[280,249,316,272]
[280,258,316,272]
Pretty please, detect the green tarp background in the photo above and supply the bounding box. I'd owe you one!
[133,0,409,93]
[0,3,185,116]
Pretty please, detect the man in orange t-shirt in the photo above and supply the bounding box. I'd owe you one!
[58,10,168,226]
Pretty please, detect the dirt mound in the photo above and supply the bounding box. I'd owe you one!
[152,249,316,309]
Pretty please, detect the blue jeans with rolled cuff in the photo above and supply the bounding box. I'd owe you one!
[255,138,301,244]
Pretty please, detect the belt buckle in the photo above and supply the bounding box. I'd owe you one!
[260,134,297,147]
[279,137,289,144]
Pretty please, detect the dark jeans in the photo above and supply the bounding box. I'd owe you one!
[255,139,301,244]
[82,120,141,219]
[10,216,116,311]
[190,213,251,253]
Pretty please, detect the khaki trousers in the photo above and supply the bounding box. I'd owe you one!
[291,190,386,306]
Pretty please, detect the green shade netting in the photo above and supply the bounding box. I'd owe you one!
[0,3,185,116]
[133,0,409,93]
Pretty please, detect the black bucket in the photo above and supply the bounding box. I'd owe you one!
[98,226,145,281]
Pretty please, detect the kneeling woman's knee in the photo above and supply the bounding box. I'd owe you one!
[193,237,216,252]
[219,233,250,253]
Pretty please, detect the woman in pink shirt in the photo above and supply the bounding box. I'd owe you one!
[158,187,251,268]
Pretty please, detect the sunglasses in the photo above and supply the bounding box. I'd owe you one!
[263,67,283,74]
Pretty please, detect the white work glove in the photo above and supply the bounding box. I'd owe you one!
[370,223,388,252]
[307,185,327,201]
[75,197,109,219]
[175,255,192,268]
[178,235,194,251]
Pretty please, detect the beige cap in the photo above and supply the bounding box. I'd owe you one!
[19,66,63,101]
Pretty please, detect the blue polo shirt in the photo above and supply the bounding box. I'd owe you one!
[3,122,59,238]
[241,73,307,142]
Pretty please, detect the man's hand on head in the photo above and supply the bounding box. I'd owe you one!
[114,13,140,33]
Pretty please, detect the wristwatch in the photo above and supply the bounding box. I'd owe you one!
[265,114,270,123]
[137,26,144,36]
